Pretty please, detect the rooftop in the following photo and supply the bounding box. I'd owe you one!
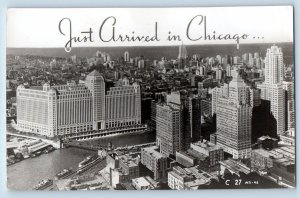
[142,146,167,159]
[252,148,283,159]
[87,70,102,77]
[252,146,295,161]
[119,153,140,168]
[219,159,251,175]
[191,139,223,152]
[258,136,278,141]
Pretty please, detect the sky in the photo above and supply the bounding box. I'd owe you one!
[6,6,294,49]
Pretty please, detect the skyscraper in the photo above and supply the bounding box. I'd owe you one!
[178,43,187,69]
[124,51,130,62]
[212,70,252,159]
[85,70,106,130]
[283,81,295,131]
[166,92,202,149]
[257,45,285,135]
[188,96,202,143]
[226,65,232,77]
[178,43,187,59]
[156,103,182,157]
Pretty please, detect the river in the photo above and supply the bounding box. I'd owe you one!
[7,132,156,190]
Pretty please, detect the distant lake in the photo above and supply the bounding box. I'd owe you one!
[7,43,294,65]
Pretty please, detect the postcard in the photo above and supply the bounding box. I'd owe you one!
[6,6,295,190]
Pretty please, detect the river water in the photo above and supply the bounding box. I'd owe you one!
[7,132,156,190]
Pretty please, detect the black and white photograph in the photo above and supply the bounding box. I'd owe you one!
[5,6,295,190]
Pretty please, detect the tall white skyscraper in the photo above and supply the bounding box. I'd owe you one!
[178,43,188,69]
[212,70,252,159]
[178,43,187,59]
[264,46,284,84]
[257,45,285,135]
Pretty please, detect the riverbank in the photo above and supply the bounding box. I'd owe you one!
[7,131,156,190]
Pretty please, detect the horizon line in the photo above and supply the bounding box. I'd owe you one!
[6,41,293,49]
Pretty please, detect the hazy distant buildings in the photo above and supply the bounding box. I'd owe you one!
[138,59,145,68]
[233,56,240,64]
[196,65,207,76]
[124,51,130,62]
[178,43,188,69]
[215,68,223,80]
[226,65,232,77]
[70,55,78,64]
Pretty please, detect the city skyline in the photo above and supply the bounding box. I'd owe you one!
[7,43,295,190]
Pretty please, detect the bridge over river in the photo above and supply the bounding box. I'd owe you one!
[62,139,156,153]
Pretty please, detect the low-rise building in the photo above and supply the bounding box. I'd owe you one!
[176,151,196,167]
[106,152,119,170]
[251,146,295,170]
[132,176,160,190]
[108,152,140,188]
[187,140,224,172]
[168,166,214,190]
[118,153,140,180]
[219,159,251,177]
[280,129,295,146]
[251,146,295,185]
[141,146,168,180]
[257,136,279,150]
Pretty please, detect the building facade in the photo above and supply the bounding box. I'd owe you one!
[257,45,285,135]
[283,81,295,131]
[141,146,168,180]
[85,70,106,130]
[105,78,141,128]
[156,103,182,157]
[189,140,224,171]
[17,82,94,137]
[211,70,253,159]
[16,70,141,137]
